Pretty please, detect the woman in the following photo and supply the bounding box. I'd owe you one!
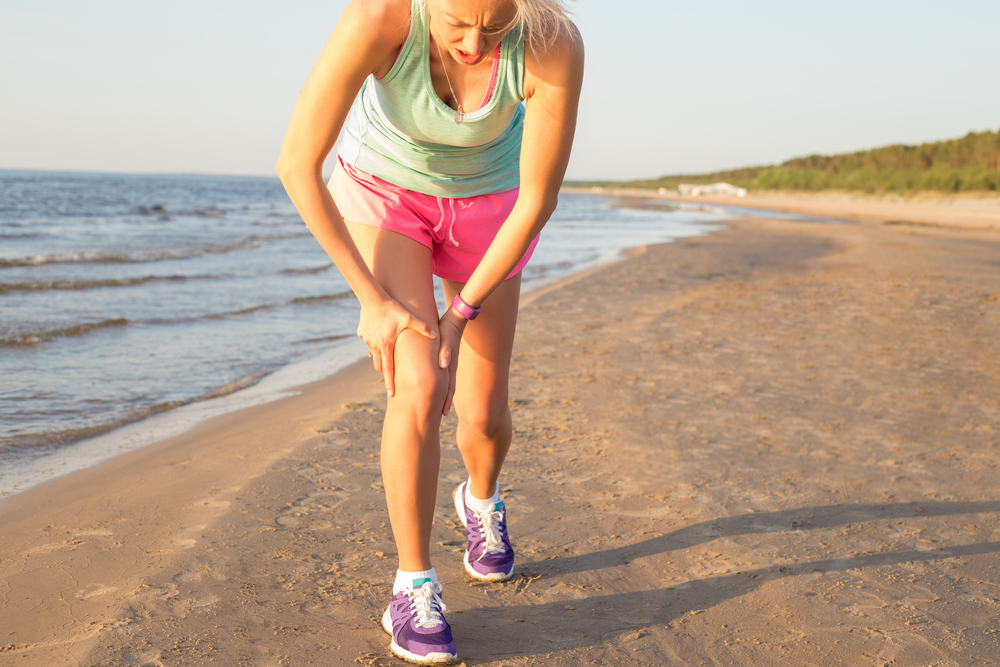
[277,0,582,661]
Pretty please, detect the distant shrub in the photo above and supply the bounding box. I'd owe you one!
[568,129,1000,194]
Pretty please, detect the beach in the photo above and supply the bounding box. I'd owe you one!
[619,188,1000,232]
[0,173,721,494]
[2,196,999,665]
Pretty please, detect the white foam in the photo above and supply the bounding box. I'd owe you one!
[0,338,368,500]
[0,200,736,503]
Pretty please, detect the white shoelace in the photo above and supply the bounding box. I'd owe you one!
[473,505,507,561]
[405,581,448,629]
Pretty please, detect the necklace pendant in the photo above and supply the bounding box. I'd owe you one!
[454,108,463,125]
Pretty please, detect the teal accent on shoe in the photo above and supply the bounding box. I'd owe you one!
[494,501,504,511]
[411,577,432,587]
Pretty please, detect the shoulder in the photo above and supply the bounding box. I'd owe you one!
[336,0,411,50]
[333,0,412,76]
[344,0,410,28]
[523,21,585,99]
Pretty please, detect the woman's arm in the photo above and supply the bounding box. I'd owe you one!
[435,25,584,411]
[276,0,437,397]
[453,26,585,311]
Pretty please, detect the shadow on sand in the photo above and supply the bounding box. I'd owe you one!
[456,500,1000,658]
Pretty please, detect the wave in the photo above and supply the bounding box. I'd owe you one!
[1,318,129,346]
[0,418,149,458]
[281,264,333,275]
[0,232,50,240]
[2,291,357,347]
[136,205,228,219]
[203,304,269,320]
[195,292,354,321]
[0,232,311,269]
[0,369,273,456]
[0,274,218,294]
[290,291,355,305]
[293,333,354,345]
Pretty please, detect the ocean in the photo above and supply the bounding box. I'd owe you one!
[0,170,728,497]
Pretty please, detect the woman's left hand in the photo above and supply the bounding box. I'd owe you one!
[437,308,467,416]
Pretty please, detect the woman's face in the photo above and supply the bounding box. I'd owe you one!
[427,0,517,65]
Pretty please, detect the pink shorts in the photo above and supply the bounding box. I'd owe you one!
[329,158,538,283]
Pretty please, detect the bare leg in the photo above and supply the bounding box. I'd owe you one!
[347,221,448,572]
[442,275,521,501]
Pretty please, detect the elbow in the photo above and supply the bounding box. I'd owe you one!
[275,146,320,187]
[541,192,560,220]
[518,187,560,223]
[529,191,559,223]
[275,152,294,185]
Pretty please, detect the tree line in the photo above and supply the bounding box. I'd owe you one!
[571,129,1000,194]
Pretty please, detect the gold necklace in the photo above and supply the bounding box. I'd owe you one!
[433,31,488,125]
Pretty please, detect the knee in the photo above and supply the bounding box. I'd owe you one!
[456,400,511,441]
[392,350,448,417]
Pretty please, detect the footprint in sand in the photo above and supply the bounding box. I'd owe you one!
[118,648,165,667]
[22,540,83,557]
[134,582,179,602]
[75,583,118,601]
[71,528,113,537]
[274,488,355,529]
[296,464,346,486]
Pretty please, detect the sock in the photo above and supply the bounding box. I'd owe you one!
[394,567,438,594]
[465,478,502,513]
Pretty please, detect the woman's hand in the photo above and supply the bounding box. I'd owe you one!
[358,297,438,397]
[437,307,467,416]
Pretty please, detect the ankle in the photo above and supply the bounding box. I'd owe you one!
[465,478,501,512]
[393,567,438,594]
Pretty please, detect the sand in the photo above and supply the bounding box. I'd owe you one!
[640,189,1000,232]
[2,196,999,666]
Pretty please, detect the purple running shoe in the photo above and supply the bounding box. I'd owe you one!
[454,482,515,581]
[381,579,458,664]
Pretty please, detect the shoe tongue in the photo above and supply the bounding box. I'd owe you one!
[412,577,432,588]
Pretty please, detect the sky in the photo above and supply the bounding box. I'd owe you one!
[2,0,999,181]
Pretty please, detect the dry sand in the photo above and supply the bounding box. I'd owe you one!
[2,198,999,666]
[660,189,1000,232]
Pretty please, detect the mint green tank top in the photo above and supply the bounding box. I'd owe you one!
[337,0,526,198]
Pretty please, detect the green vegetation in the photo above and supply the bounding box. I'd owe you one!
[569,129,1000,194]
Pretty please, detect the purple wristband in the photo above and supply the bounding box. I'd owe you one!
[451,294,482,320]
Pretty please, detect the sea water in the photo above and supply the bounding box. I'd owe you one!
[0,170,727,496]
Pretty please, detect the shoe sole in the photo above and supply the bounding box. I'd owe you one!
[381,607,459,665]
[453,484,515,582]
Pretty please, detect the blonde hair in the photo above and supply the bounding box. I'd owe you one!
[509,0,576,54]
[424,0,575,55]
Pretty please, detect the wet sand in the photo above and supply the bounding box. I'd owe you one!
[2,202,999,666]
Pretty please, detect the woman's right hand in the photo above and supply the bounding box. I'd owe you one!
[357,297,438,398]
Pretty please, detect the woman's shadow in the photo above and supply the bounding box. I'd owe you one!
[454,500,1000,657]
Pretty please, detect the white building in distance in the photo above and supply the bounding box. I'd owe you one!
[676,182,748,197]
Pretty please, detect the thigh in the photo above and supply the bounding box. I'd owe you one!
[346,220,440,326]
[442,274,522,412]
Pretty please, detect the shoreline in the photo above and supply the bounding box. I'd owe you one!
[0,196,723,504]
[3,198,999,665]
[0,338,369,501]
[0,236,672,666]
[565,186,1000,231]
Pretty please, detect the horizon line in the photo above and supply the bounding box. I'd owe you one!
[0,166,285,180]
